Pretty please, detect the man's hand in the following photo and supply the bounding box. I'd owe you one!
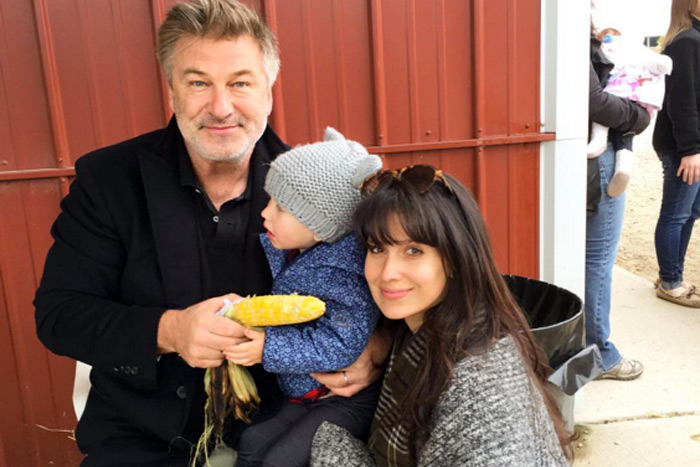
[157,293,247,368]
[677,153,700,185]
[311,328,392,397]
[224,328,265,366]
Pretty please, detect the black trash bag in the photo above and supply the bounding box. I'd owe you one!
[503,275,602,395]
[548,346,602,396]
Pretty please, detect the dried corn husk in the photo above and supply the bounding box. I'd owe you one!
[192,294,325,466]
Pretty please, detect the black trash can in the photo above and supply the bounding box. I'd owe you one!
[503,275,603,432]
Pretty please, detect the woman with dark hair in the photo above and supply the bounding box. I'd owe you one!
[310,165,570,466]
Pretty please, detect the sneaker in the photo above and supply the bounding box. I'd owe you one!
[596,358,644,381]
[656,283,700,308]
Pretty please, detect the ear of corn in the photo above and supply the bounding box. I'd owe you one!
[191,294,325,466]
[224,293,325,327]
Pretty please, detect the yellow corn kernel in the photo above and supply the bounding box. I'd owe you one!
[224,294,325,327]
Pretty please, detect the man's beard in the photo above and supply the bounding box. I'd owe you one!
[176,113,267,163]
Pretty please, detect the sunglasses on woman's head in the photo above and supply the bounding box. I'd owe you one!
[360,164,454,197]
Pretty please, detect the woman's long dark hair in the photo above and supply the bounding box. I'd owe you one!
[353,173,572,458]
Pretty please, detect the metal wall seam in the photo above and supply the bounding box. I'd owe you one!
[506,0,516,271]
[111,1,138,137]
[263,0,287,141]
[472,0,487,210]
[366,133,554,155]
[300,0,319,141]
[331,0,349,135]
[370,0,388,147]
[1,191,51,464]
[150,0,171,124]
[32,0,70,197]
[0,168,76,182]
[77,0,104,148]
[0,263,24,467]
[436,0,448,141]
[507,0,516,136]
[406,0,420,144]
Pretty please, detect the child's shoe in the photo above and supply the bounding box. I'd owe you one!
[587,122,609,158]
[607,148,633,197]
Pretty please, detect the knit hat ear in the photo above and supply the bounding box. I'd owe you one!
[351,154,383,188]
[324,127,346,142]
[324,127,382,186]
[264,127,382,243]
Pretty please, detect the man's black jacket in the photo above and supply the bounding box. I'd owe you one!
[34,118,287,462]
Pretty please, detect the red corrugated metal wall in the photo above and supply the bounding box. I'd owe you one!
[0,0,546,464]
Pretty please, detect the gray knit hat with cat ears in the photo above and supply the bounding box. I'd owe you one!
[265,127,382,243]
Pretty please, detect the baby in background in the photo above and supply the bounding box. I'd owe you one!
[588,27,673,197]
[228,127,383,467]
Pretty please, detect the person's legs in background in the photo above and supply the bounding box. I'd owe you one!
[654,153,700,307]
[586,143,643,380]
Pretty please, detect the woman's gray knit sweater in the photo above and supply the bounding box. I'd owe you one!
[311,336,569,466]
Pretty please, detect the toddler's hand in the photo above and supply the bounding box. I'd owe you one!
[224,328,265,366]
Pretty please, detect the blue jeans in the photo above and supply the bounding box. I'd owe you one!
[654,153,700,288]
[585,145,624,371]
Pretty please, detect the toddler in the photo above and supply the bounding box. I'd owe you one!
[229,127,383,467]
[588,27,673,197]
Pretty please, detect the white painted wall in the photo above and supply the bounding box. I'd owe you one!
[540,0,594,418]
[539,0,590,300]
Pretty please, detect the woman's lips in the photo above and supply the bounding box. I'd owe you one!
[380,288,411,300]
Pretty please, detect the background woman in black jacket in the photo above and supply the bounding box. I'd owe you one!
[652,0,700,308]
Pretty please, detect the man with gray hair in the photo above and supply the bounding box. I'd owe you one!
[34,1,386,465]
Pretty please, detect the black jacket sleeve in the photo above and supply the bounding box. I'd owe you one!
[34,155,165,387]
[589,62,650,135]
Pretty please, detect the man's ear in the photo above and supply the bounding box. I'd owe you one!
[168,87,175,113]
[265,87,273,117]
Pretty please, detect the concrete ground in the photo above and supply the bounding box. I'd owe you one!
[572,266,700,466]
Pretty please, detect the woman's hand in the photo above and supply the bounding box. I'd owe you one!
[224,328,265,366]
[677,153,700,185]
[311,328,392,397]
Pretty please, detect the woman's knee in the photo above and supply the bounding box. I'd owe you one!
[235,425,276,466]
[260,442,310,467]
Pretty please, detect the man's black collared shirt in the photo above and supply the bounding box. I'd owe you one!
[177,140,254,298]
